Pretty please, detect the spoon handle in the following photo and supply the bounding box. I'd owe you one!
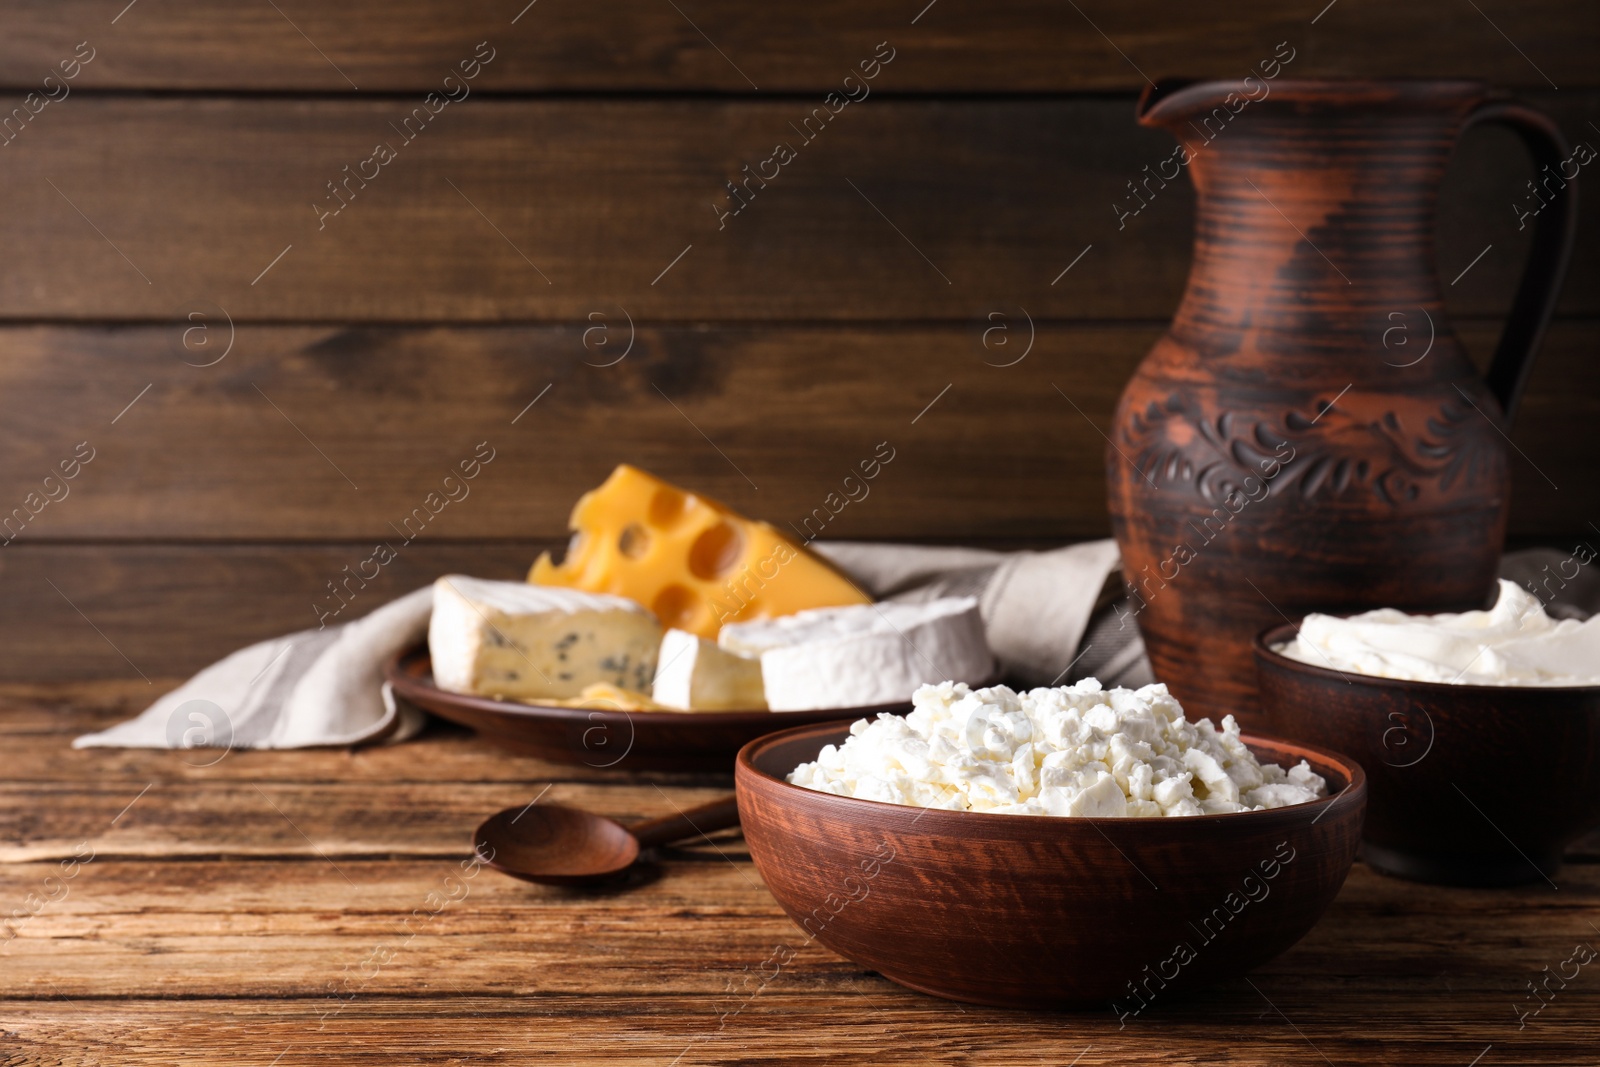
[629,794,740,849]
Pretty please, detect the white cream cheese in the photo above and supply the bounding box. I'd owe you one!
[787,679,1326,817]
[720,597,994,711]
[1276,579,1600,687]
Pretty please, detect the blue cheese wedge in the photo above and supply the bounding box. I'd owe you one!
[719,597,994,711]
[429,575,661,700]
[651,628,767,712]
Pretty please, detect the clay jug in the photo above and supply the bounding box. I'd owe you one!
[1106,80,1578,729]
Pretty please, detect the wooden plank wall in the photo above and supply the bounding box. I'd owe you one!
[0,1,1593,680]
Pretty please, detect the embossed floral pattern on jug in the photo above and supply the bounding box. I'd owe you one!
[1106,80,1577,728]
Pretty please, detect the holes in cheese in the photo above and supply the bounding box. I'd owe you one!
[529,464,870,639]
[618,523,651,559]
[688,521,744,580]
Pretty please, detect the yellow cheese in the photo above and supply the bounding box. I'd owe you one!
[529,465,869,639]
[558,683,672,713]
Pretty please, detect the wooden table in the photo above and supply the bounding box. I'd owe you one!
[4,682,1598,1065]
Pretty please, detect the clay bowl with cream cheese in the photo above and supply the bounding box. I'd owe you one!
[1255,622,1600,887]
[735,721,1364,1010]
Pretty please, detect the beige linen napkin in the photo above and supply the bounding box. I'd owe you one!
[73,587,433,750]
[812,539,1138,687]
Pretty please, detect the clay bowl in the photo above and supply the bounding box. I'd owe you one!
[735,721,1365,1010]
[1255,622,1600,887]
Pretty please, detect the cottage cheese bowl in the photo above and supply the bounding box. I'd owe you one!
[735,686,1364,1009]
[790,680,1328,817]
[1257,606,1600,887]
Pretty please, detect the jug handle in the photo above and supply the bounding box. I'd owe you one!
[1459,100,1578,420]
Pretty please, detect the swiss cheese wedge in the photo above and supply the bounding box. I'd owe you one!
[529,465,869,638]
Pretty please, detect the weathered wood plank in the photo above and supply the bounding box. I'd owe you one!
[0,96,1589,321]
[6,681,1598,860]
[0,693,733,787]
[1,0,1590,92]
[0,543,548,682]
[0,321,1591,544]
[4,1000,1596,1067]
[0,323,1141,541]
[17,996,1583,1067]
[4,668,1598,1064]
[8,776,1594,866]
[0,780,739,863]
[0,862,1596,1063]
[2,858,1594,974]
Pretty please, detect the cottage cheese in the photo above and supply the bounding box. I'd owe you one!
[1276,580,1600,687]
[787,679,1326,817]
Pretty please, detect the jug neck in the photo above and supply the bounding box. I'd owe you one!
[1139,80,1490,348]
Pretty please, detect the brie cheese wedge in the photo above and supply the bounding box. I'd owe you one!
[651,628,767,711]
[719,597,993,711]
[429,575,661,700]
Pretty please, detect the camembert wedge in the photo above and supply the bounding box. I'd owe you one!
[651,628,767,711]
[719,597,994,711]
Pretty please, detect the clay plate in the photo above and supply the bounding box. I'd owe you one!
[385,644,912,772]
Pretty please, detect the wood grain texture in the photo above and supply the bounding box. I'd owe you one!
[0,0,1591,92]
[0,777,735,863]
[0,95,1590,321]
[0,543,547,681]
[0,315,1590,681]
[1,997,1597,1067]
[0,689,731,788]
[0,859,1593,999]
[12,685,1598,857]
[0,323,1137,542]
[1,684,1597,1065]
[0,321,1590,543]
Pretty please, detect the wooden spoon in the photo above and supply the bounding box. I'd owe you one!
[473,794,740,885]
